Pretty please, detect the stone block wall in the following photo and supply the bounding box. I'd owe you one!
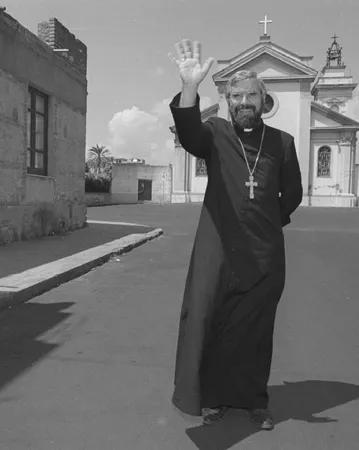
[111,164,172,203]
[38,17,87,76]
[0,11,87,244]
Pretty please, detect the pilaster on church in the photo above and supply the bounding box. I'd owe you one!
[216,83,228,120]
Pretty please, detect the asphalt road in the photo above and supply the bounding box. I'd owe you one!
[0,204,358,450]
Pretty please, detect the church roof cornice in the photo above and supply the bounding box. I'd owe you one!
[213,44,317,82]
[216,41,311,66]
[201,103,219,120]
[311,81,357,96]
[311,126,359,131]
[311,101,359,127]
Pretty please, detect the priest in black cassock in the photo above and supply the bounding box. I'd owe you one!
[169,39,303,430]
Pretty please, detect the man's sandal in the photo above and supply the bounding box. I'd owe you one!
[202,406,228,425]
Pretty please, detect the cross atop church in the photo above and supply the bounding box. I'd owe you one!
[259,14,272,36]
[331,33,338,42]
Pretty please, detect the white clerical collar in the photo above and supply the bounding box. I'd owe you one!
[243,128,253,133]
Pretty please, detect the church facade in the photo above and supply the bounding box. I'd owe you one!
[170,27,359,207]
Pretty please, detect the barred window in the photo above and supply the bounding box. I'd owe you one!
[27,87,49,176]
[317,145,331,177]
[196,158,207,177]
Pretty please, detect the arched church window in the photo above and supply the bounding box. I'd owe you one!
[196,158,207,176]
[330,104,339,113]
[317,146,331,177]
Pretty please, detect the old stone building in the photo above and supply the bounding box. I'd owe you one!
[110,162,172,204]
[0,12,87,244]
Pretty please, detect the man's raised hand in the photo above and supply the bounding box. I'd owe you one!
[175,40,215,87]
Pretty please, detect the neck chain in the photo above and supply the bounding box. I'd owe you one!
[236,124,266,199]
[237,124,265,176]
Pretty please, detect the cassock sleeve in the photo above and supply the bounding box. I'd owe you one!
[169,92,214,159]
[279,137,303,227]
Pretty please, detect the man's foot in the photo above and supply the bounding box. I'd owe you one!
[249,408,274,430]
[202,406,228,425]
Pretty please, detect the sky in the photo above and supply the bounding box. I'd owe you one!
[9,0,359,165]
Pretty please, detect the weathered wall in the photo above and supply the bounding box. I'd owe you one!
[38,17,87,76]
[111,164,172,203]
[85,193,126,207]
[0,12,87,244]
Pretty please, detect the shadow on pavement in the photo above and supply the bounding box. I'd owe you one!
[186,380,359,449]
[0,301,73,392]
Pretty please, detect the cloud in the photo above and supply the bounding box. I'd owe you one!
[107,96,213,165]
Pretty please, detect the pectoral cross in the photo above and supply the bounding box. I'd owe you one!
[245,175,258,199]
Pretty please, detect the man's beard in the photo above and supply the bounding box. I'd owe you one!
[229,104,263,129]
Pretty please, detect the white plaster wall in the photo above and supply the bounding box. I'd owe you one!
[173,145,185,192]
[246,55,304,78]
[311,111,339,127]
[217,91,228,120]
[190,156,208,194]
[297,83,312,196]
[263,82,301,148]
[340,144,353,193]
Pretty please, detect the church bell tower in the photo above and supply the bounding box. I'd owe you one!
[311,35,357,115]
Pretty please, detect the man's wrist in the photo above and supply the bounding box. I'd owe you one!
[180,84,199,107]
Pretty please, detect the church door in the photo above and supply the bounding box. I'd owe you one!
[138,179,152,202]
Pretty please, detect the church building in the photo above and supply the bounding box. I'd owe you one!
[170,17,359,207]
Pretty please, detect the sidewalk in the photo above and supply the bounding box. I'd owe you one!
[0,220,163,310]
[0,221,154,279]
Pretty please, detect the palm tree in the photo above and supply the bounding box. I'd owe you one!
[87,145,111,174]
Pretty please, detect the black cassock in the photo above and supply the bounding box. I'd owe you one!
[170,93,303,416]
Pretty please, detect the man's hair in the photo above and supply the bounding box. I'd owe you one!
[225,70,267,102]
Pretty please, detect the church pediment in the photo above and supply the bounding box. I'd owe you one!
[311,101,359,128]
[201,103,219,121]
[213,42,317,83]
[224,53,308,79]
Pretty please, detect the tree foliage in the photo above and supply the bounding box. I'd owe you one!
[85,145,113,193]
[86,145,112,174]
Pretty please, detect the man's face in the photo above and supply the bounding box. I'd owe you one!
[227,78,265,129]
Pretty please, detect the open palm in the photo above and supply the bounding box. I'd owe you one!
[175,40,215,86]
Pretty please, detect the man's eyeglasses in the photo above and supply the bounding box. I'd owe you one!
[229,92,261,102]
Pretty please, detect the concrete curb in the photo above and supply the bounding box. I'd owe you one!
[0,228,163,311]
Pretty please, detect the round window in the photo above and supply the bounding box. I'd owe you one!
[263,94,274,114]
[330,104,339,112]
[262,92,279,119]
